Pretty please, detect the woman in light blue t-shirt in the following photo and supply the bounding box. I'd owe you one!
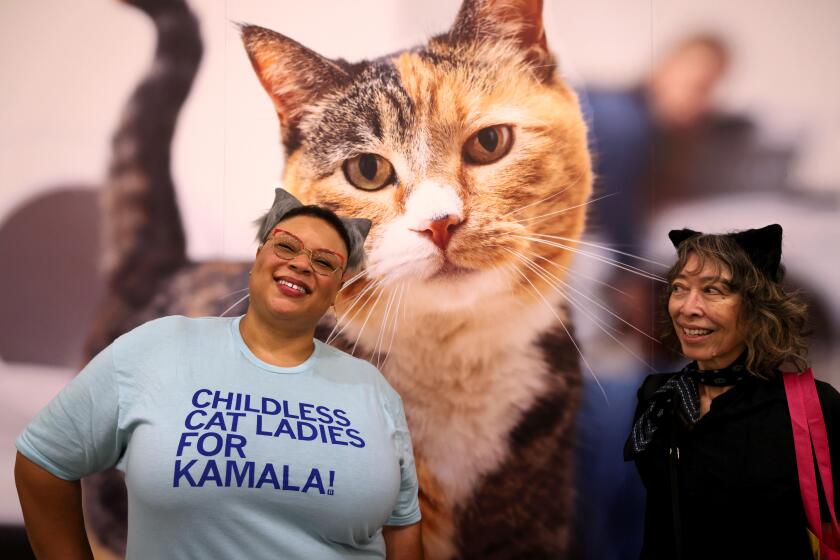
[16,189,424,560]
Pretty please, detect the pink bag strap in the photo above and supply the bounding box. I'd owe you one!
[801,370,837,516]
[784,369,840,545]
[786,370,824,534]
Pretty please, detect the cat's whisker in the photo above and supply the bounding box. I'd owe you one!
[339,269,368,293]
[512,251,624,341]
[503,250,609,403]
[328,283,375,345]
[511,249,659,372]
[328,279,383,345]
[219,293,250,317]
[374,285,400,368]
[528,62,561,70]
[521,257,624,340]
[514,193,618,225]
[514,234,647,275]
[499,185,572,218]
[364,252,426,281]
[529,233,669,268]
[513,234,666,283]
[402,281,409,322]
[332,281,382,347]
[381,282,406,370]
[500,169,588,220]
[549,260,632,297]
[545,281,657,374]
[217,287,250,300]
[351,284,387,356]
[522,247,660,344]
[567,293,626,338]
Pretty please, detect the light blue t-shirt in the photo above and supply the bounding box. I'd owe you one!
[17,315,420,559]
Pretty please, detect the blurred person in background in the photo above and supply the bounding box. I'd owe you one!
[572,33,734,560]
[583,33,731,269]
[582,32,733,332]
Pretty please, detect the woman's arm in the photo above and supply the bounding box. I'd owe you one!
[383,522,424,560]
[15,452,94,560]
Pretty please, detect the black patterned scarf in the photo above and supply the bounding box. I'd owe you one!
[626,354,749,457]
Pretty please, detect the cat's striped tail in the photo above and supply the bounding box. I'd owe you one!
[85,0,202,359]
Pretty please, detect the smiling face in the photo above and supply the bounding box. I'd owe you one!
[668,253,746,370]
[248,214,348,330]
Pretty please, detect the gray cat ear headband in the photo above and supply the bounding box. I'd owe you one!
[255,188,372,270]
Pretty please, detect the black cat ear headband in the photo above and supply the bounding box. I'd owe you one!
[255,189,372,270]
[668,223,783,282]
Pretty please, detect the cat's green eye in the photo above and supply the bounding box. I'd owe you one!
[343,153,395,191]
[463,125,513,165]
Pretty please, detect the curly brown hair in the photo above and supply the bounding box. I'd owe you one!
[660,233,809,377]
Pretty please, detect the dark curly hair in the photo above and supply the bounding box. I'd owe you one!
[660,233,809,377]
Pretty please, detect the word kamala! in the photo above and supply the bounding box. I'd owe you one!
[173,458,336,495]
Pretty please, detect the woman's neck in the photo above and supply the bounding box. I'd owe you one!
[698,383,733,417]
[239,311,316,367]
[694,355,743,417]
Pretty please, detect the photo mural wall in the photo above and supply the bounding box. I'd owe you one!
[3,0,839,559]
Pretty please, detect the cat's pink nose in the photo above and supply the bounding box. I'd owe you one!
[417,215,462,250]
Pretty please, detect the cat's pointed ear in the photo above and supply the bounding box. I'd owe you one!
[254,188,304,243]
[729,224,783,282]
[240,25,348,145]
[668,228,702,249]
[449,0,548,53]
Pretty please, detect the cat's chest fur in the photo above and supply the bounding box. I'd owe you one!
[332,287,566,506]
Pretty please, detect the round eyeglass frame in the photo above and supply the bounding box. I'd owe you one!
[265,228,346,276]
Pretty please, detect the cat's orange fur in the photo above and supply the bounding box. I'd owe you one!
[242,1,592,556]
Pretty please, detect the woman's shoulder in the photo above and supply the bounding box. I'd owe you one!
[776,369,839,402]
[315,339,378,370]
[118,315,229,342]
[815,378,840,394]
[815,378,840,409]
[315,341,389,383]
[111,315,231,367]
[314,342,403,405]
[805,377,840,433]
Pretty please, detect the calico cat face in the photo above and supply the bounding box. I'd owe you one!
[242,0,592,313]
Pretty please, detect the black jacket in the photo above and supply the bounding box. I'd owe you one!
[629,371,840,560]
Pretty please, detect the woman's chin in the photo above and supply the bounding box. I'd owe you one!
[263,301,314,323]
[679,344,713,364]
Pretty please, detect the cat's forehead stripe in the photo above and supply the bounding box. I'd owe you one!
[302,46,504,173]
[304,60,415,171]
[390,52,447,128]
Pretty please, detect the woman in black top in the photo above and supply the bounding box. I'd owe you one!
[625,224,840,559]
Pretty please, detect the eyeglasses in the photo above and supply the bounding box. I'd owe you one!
[266,228,346,276]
